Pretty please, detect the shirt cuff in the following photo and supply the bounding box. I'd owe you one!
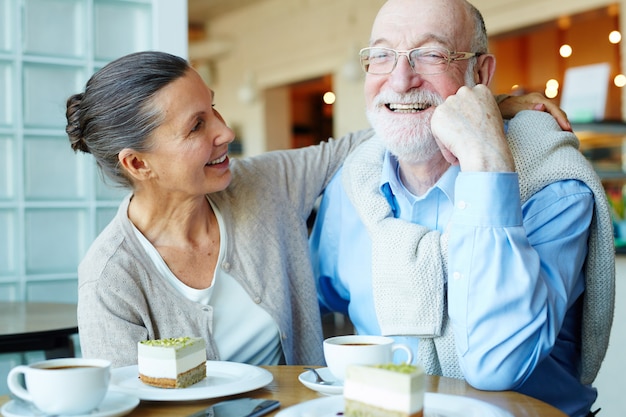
[453,172,523,227]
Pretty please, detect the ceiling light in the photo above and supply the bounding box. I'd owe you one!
[609,30,622,44]
[323,92,336,105]
[546,79,559,89]
[559,44,573,58]
[545,86,558,98]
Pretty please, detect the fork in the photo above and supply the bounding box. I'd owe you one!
[304,367,335,385]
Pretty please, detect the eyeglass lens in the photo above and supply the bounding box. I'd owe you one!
[360,47,451,75]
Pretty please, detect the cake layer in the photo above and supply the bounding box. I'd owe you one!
[138,337,206,359]
[344,381,424,412]
[344,364,425,415]
[139,361,206,388]
[138,337,207,379]
[345,399,424,417]
[138,349,206,378]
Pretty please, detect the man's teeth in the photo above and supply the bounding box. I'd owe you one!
[387,103,431,113]
[208,155,227,165]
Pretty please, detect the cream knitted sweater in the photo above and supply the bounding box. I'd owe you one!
[342,111,614,384]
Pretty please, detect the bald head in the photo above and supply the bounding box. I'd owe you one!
[371,0,487,54]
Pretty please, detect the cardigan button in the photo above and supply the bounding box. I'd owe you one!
[222,261,231,271]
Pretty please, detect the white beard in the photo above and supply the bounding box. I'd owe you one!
[367,66,478,165]
[366,89,444,165]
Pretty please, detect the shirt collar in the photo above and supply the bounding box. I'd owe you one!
[380,150,459,208]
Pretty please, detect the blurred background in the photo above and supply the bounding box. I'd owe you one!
[1,0,625,414]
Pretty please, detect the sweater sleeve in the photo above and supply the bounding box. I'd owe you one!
[78,271,150,368]
[229,128,375,217]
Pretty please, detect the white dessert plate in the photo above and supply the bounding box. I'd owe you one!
[110,361,273,401]
[1,391,139,417]
[298,367,343,395]
[276,392,514,417]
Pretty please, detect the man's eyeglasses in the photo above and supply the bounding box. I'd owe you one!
[359,47,484,75]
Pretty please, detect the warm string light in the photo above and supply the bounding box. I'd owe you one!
[609,30,623,87]
[559,44,573,58]
[323,91,336,105]
[615,74,626,88]
[545,79,559,98]
[549,30,624,92]
[609,30,622,44]
[504,11,624,105]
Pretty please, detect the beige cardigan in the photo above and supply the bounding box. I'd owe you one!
[77,129,374,368]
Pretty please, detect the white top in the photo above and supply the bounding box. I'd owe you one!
[131,198,282,365]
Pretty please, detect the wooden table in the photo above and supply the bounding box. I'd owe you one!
[0,302,78,358]
[0,366,566,416]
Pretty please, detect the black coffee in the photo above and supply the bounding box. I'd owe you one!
[340,343,376,346]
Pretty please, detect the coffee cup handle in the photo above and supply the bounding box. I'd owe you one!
[7,366,33,403]
[392,344,414,364]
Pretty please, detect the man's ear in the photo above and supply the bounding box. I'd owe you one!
[118,149,152,181]
[475,53,496,86]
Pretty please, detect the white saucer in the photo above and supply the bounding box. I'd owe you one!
[276,393,514,417]
[1,391,139,417]
[298,367,343,395]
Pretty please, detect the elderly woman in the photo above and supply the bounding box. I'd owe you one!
[66,51,568,368]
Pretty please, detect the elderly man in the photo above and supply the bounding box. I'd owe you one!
[309,1,614,416]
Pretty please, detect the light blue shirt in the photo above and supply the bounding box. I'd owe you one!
[309,150,596,417]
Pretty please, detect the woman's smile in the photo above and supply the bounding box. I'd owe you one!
[207,153,228,166]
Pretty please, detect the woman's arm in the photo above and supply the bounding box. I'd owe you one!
[497,92,571,132]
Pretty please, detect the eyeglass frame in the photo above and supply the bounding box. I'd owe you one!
[359,46,485,75]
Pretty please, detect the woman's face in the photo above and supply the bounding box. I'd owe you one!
[139,68,235,197]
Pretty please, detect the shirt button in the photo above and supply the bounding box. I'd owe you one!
[222,261,231,272]
[452,271,463,280]
[253,296,262,304]
[202,306,212,312]
[457,200,467,209]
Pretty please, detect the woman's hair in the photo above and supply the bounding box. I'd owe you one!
[66,51,190,188]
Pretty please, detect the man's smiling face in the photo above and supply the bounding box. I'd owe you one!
[363,0,476,163]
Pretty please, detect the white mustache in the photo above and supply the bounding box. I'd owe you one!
[372,90,444,108]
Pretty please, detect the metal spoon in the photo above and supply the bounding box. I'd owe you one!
[304,367,335,385]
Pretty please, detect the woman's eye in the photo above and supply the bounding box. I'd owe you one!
[191,119,204,133]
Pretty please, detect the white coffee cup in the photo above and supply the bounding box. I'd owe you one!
[7,357,111,415]
[323,335,414,381]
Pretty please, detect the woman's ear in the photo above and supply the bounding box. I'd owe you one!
[475,53,496,86]
[118,149,152,181]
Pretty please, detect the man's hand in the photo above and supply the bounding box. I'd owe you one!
[498,92,572,132]
[431,84,515,173]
